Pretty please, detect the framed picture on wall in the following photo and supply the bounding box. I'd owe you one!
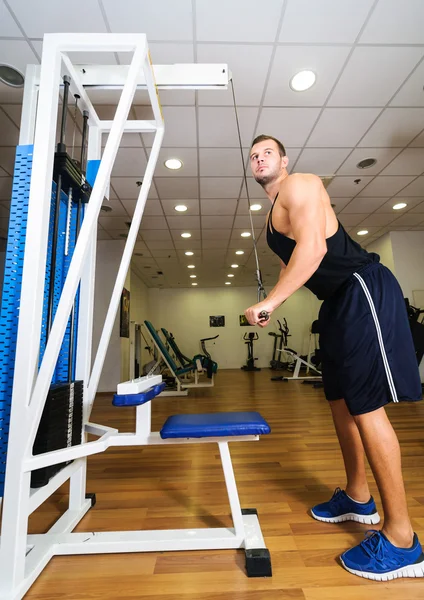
[120,288,130,337]
[210,315,225,327]
[239,315,253,326]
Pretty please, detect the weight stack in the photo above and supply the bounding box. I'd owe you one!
[31,380,83,488]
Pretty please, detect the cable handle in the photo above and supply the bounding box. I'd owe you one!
[258,310,270,321]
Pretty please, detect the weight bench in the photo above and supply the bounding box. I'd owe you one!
[144,320,214,395]
[108,374,272,576]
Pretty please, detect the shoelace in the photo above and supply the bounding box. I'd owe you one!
[328,487,345,508]
[360,530,403,567]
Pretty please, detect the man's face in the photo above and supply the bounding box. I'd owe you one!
[250,140,285,186]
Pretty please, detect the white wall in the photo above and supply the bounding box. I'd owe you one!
[93,240,125,392]
[366,232,395,274]
[147,286,320,369]
[390,231,424,303]
[129,268,150,369]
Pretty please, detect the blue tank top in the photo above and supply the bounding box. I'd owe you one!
[266,197,380,300]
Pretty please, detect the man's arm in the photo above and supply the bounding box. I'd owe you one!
[263,174,327,311]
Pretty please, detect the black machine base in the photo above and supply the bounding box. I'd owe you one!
[241,365,261,372]
[245,548,272,577]
[242,508,272,577]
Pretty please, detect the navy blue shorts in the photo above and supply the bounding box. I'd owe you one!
[318,262,422,416]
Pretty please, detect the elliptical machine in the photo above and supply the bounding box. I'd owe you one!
[241,332,261,371]
[268,318,291,370]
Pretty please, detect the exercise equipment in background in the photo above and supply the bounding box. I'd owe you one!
[241,332,261,372]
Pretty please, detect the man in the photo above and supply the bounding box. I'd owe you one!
[244,134,423,581]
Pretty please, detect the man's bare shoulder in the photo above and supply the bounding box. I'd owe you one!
[278,173,322,204]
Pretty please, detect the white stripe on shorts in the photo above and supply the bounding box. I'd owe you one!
[353,272,399,403]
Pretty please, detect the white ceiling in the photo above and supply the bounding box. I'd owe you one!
[0,0,424,289]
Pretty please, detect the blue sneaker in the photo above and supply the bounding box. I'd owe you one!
[341,530,424,581]
[311,487,380,525]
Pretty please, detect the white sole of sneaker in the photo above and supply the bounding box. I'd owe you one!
[340,557,424,581]
[310,509,381,525]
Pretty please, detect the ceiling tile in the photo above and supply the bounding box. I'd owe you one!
[265,45,350,107]
[161,199,200,216]
[166,215,201,229]
[98,215,131,230]
[307,108,381,147]
[0,3,22,36]
[236,201,267,216]
[155,177,198,199]
[233,215,265,230]
[150,249,177,258]
[198,107,258,148]
[0,107,20,146]
[202,216,234,229]
[197,44,273,106]
[199,148,248,177]
[200,198,237,215]
[200,177,242,199]
[390,59,424,108]
[326,176,374,197]
[294,148,352,175]
[391,213,424,227]
[111,177,158,199]
[119,42,194,64]
[149,148,198,177]
[338,213,370,226]
[173,239,201,250]
[359,0,424,44]
[409,201,424,213]
[358,108,424,147]
[0,177,12,201]
[96,228,112,240]
[111,147,148,177]
[147,240,179,250]
[122,198,164,217]
[341,197,389,213]
[256,108,321,147]
[139,216,169,230]
[138,107,197,147]
[409,130,424,148]
[202,239,229,250]
[357,176,415,197]
[328,46,424,107]
[330,198,351,213]
[358,213,398,227]
[100,198,129,217]
[350,227,382,239]
[379,148,424,176]
[1,105,22,129]
[394,176,424,197]
[196,0,283,43]
[102,0,193,40]
[11,0,108,36]
[141,229,172,241]
[202,229,231,241]
[280,0,374,43]
[0,83,24,104]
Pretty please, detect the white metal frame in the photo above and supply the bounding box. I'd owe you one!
[0,33,269,600]
[277,348,322,380]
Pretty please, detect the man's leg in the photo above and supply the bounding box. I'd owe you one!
[354,406,414,548]
[329,399,370,502]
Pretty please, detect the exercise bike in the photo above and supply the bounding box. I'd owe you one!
[241,332,261,372]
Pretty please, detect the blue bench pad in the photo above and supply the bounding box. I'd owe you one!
[160,411,271,439]
[113,382,166,407]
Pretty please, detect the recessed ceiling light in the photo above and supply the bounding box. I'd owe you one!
[165,158,183,170]
[225,282,231,285]
[185,251,194,256]
[187,264,195,269]
[100,205,112,212]
[0,64,24,87]
[227,274,234,278]
[181,232,191,238]
[356,158,377,169]
[250,204,262,211]
[174,204,188,212]
[231,264,239,268]
[357,230,369,236]
[290,70,316,92]
[190,274,197,278]
[192,282,197,286]
[393,202,407,210]
[241,232,251,237]
[235,250,244,255]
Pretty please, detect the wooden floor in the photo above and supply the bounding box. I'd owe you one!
[27,369,424,599]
